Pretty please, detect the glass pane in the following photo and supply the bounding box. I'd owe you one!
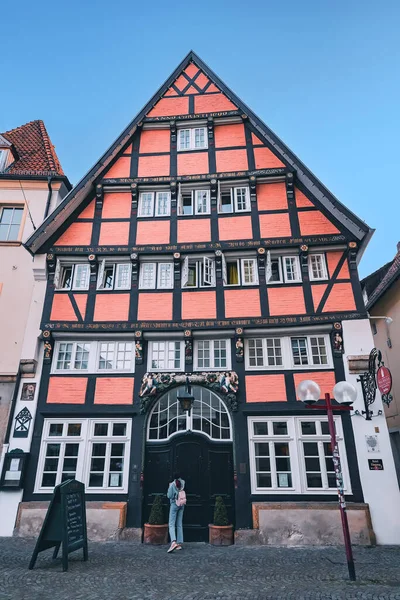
[113,423,127,436]
[274,443,289,457]
[307,473,323,487]
[67,423,81,437]
[276,457,290,471]
[43,458,58,471]
[89,474,104,487]
[321,421,335,435]
[301,422,316,435]
[272,422,288,435]
[42,473,57,487]
[63,458,77,471]
[94,423,108,436]
[91,457,105,471]
[255,457,270,471]
[253,422,268,436]
[92,443,107,456]
[327,473,337,488]
[305,457,320,471]
[49,424,63,436]
[108,473,123,487]
[64,443,79,457]
[46,443,60,457]
[257,473,272,487]
[277,473,292,488]
[111,443,124,456]
[303,442,319,456]
[110,458,124,471]
[0,208,13,224]
[255,443,269,456]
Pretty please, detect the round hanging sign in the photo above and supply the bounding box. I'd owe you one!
[377,366,392,396]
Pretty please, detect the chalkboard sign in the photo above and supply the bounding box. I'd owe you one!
[29,479,88,572]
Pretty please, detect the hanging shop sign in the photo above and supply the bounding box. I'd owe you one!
[376,365,393,404]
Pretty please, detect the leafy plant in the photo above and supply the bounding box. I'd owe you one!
[213,496,229,526]
[148,495,165,525]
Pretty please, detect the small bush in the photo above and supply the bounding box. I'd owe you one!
[148,495,165,525]
[213,496,229,526]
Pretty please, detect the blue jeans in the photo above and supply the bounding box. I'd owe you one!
[168,503,184,544]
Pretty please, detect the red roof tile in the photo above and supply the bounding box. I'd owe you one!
[1,120,65,176]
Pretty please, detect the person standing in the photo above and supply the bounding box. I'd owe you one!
[167,473,186,553]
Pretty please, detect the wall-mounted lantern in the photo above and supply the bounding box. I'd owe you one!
[0,449,29,490]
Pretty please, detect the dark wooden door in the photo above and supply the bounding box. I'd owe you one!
[144,432,234,542]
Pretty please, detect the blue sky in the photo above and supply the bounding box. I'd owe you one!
[2,0,399,277]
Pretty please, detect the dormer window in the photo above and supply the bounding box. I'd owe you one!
[0,149,9,172]
[177,127,208,151]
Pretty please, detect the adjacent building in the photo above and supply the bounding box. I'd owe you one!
[2,53,399,544]
[362,243,400,483]
[0,121,70,532]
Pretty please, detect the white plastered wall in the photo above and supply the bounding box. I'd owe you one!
[343,318,400,544]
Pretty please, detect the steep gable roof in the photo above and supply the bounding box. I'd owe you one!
[1,120,66,178]
[363,247,400,309]
[25,51,372,255]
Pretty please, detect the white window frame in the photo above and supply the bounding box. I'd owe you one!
[194,339,232,371]
[266,257,284,284]
[138,192,155,217]
[97,341,135,372]
[308,254,328,281]
[282,256,302,283]
[177,127,208,151]
[147,341,184,372]
[222,255,258,286]
[55,262,90,291]
[245,334,332,371]
[139,262,174,290]
[0,205,24,241]
[34,418,131,494]
[51,340,135,374]
[218,188,234,214]
[178,189,210,216]
[248,416,350,495]
[97,261,132,291]
[181,255,216,288]
[234,187,251,213]
[155,191,171,217]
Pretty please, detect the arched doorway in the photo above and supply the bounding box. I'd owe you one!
[143,385,234,542]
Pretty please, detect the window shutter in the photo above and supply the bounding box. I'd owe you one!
[203,257,213,286]
[265,251,272,283]
[182,256,189,287]
[74,264,90,290]
[54,258,61,289]
[221,253,227,286]
[97,259,106,289]
[178,183,183,215]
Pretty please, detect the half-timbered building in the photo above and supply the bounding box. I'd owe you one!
[5,52,400,544]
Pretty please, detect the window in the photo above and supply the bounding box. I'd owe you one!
[266,256,302,284]
[291,336,328,367]
[54,261,90,291]
[178,188,210,216]
[247,338,283,368]
[97,261,132,290]
[194,339,231,370]
[177,127,207,151]
[218,186,250,214]
[245,334,332,370]
[138,191,171,217]
[248,416,349,494]
[222,255,258,286]
[309,254,328,281]
[98,342,133,371]
[52,340,135,373]
[35,419,131,493]
[0,149,10,172]
[148,341,184,371]
[0,206,23,241]
[182,256,215,288]
[148,386,232,442]
[139,262,173,289]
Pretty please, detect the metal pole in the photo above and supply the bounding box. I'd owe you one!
[325,393,356,581]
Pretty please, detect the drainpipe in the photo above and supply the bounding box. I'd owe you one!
[44,176,53,219]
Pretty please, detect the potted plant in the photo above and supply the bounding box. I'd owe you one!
[143,495,168,545]
[209,496,233,546]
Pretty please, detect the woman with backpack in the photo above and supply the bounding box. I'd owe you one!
[167,473,186,553]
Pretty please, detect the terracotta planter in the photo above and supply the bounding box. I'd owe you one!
[209,524,234,546]
[143,523,169,545]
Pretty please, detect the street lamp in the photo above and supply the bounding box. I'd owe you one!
[296,379,357,582]
[177,376,195,414]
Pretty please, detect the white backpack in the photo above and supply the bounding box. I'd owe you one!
[176,489,187,507]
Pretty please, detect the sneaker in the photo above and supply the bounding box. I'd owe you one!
[167,542,178,553]
[175,544,182,550]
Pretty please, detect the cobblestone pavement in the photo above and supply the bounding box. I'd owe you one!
[1,538,400,600]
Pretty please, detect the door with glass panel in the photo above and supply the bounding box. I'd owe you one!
[144,385,234,541]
